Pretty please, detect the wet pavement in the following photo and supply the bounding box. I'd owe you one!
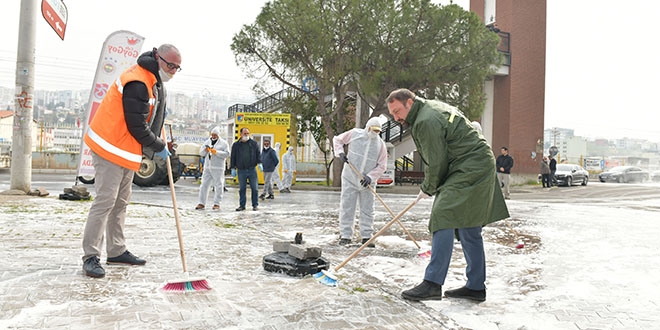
[1,177,659,329]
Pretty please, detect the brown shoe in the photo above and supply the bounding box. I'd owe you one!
[212,204,220,210]
[195,204,205,210]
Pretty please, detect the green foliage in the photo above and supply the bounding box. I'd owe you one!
[231,0,504,184]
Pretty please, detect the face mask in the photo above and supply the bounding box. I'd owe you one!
[241,135,249,142]
[159,68,173,82]
[368,131,379,139]
[264,145,270,149]
[211,138,218,143]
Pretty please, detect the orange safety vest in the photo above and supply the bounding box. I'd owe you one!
[84,64,157,171]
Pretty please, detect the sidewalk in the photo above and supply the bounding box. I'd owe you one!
[1,184,658,329]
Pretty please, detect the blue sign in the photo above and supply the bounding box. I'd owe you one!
[302,77,318,92]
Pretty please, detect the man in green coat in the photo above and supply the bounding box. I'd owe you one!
[387,88,510,302]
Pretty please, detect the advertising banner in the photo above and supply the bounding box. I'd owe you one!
[76,31,145,178]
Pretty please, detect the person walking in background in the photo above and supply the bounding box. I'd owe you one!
[259,138,279,200]
[540,156,551,188]
[496,146,514,199]
[196,126,229,210]
[271,142,283,190]
[386,88,509,302]
[81,44,182,278]
[333,117,387,247]
[230,127,262,211]
[280,146,297,193]
[548,155,557,187]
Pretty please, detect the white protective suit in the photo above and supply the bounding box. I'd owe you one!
[271,142,282,188]
[197,127,230,206]
[280,146,296,190]
[333,117,387,240]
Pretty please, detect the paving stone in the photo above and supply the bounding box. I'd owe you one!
[287,243,322,260]
[1,187,658,330]
[272,240,293,252]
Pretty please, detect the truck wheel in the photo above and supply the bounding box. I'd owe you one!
[133,155,167,187]
[77,176,95,184]
[159,154,181,185]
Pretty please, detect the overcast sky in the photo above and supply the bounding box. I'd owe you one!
[1,0,658,141]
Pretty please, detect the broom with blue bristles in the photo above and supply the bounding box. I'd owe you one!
[160,126,210,292]
[313,196,422,287]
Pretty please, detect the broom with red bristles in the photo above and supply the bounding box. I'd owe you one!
[160,126,210,292]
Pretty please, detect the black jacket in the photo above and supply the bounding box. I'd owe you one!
[230,138,262,170]
[261,147,279,172]
[124,50,167,158]
[496,154,514,174]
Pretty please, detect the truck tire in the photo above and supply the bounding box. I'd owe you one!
[77,176,95,184]
[133,155,167,187]
[159,154,181,185]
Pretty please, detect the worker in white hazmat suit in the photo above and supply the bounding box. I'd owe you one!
[333,117,387,247]
[271,142,283,189]
[280,146,296,193]
[196,126,230,210]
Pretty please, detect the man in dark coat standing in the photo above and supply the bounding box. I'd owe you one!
[230,127,262,211]
[496,146,514,199]
[548,155,557,187]
[387,88,509,302]
[259,138,279,200]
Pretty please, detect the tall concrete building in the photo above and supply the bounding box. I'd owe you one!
[471,0,547,179]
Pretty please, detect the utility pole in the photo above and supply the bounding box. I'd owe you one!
[11,0,37,193]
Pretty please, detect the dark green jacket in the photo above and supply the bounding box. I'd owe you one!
[407,98,510,233]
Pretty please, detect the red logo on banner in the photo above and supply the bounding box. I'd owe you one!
[94,83,109,99]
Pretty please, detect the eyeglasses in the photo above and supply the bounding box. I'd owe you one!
[159,56,181,72]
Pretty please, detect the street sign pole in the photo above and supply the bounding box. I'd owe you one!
[10,0,37,193]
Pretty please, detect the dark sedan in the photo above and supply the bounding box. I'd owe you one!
[554,164,589,186]
[598,166,649,183]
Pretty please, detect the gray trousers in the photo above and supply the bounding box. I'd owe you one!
[82,152,134,261]
[262,171,275,195]
[497,172,510,197]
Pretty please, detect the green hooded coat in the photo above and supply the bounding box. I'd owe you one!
[407,98,510,233]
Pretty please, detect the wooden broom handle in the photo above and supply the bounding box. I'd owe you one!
[346,161,421,249]
[333,197,420,272]
[163,126,188,273]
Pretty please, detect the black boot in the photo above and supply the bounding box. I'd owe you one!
[444,286,486,302]
[106,250,146,265]
[338,238,351,246]
[83,256,105,278]
[401,280,442,301]
[361,238,375,248]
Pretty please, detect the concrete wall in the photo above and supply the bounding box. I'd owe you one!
[31,152,79,170]
[27,152,331,181]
